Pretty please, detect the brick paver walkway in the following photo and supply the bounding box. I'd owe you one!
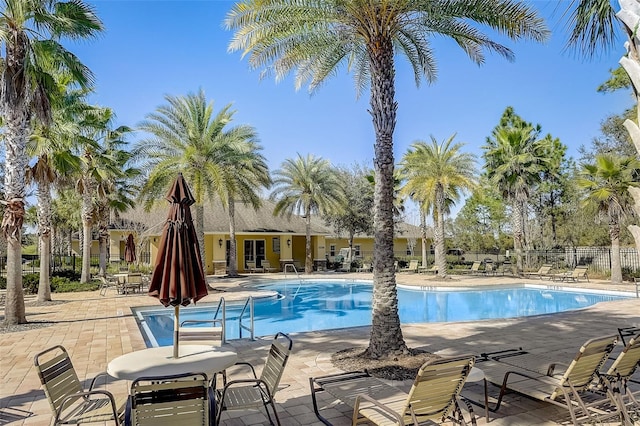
[1,272,638,425]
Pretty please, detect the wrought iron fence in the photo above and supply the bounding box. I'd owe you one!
[0,252,152,278]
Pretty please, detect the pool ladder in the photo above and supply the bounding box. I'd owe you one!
[181,296,255,342]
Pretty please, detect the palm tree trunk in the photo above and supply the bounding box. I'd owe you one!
[194,203,211,288]
[1,58,29,323]
[36,180,52,302]
[435,187,447,278]
[512,199,525,275]
[80,178,94,283]
[305,209,312,274]
[365,32,407,358]
[420,207,427,268]
[610,221,623,284]
[227,195,238,277]
[97,207,109,277]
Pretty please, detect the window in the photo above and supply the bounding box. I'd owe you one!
[354,245,361,257]
[272,237,280,253]
[329,245,336,256]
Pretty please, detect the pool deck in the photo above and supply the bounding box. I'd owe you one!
[1,271,639,425]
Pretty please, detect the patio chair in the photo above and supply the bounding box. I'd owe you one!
[483,334,622,425]
[213,332,293,425]
[400,260,419,273]
[262,260,278,272]
[356,262,371,273]
[525,264,553,280]
[350,354,476,425]
[552,266,589,282]
[419,264,438,274]
[451,260,481,275]
[599,333,640,424]
[99,276,119,296]
[126,372,211,426]
[483,262,496,276]
[246,261,263,273]
[34,345,124,426]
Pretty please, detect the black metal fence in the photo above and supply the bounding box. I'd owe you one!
[0,252,152,278]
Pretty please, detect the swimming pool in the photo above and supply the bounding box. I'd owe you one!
[135,280,631,347]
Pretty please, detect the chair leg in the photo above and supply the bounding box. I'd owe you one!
[266,399,281,426]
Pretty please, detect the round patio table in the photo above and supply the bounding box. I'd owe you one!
[107,345,237,381]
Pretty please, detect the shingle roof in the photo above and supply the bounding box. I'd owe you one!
[115,198,333,236]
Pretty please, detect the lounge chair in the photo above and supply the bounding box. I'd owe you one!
[525,264,553,280]
[34,345,124,426]
[483,334,622,425]
[246,261,263,273]
[552,266,589,282]
[451,260,481,275]
[600,333,640,424]
[497,262,514,276]
[400,260,419,273]
[419,264,438,274]
[483,262,496,275]
[262,260,278,272]
[311,355,476,426]
[126,372,212,426]
[619,326,640,346]
[356,262,371,273]
[213,332,293,425]
[99,276,118,296]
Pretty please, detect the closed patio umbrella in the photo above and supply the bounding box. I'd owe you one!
[124,233,136,263]
[148,173,208,358]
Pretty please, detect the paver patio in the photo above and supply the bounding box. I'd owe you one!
[1,272,638,425]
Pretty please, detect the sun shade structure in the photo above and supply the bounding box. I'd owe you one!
[124,233,136,263]
[148,173,208,358]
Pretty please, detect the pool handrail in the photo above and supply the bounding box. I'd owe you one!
[238,296,255,341]
[284,263,301,282]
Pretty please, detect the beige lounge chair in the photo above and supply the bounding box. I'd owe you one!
[356,262,371,273]
[127,372,211,426]
[34,345,124,426]
[452,260,481,275]
[262,260,278,272]
[483,334,622,425]
[600,333,640,424]
[419,264,438,274]
[400,260,419,273]
[552,266,589,282]
[214,332,293,425]
[525,264,553,280]
[246,261,263,273]
[350,355,476,425]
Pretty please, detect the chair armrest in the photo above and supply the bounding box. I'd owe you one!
[88,371,111,390]
[218,378,274,402]
[228,361,258,378]
[58,389,118,417]
[546,361,569,376]
[353,393,404,424]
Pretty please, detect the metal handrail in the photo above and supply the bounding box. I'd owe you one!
[238,296,255,340]
[284,263,300,280]
[180,297,226,343]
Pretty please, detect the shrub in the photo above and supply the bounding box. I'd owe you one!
[52,270,81,281]
[22,273,40,294]
[51,276,99,293]
[0,276,5,290]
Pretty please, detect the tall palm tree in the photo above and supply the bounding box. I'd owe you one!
[483,108,546,275]
[563,1,640,258]
[577,154,640,284]
[400,135,476,278]
[226,0,548,357]
[136,89,270,278]
[270,154,344,274]
[0,0,102,324]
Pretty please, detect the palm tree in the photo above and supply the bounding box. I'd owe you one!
[270,154,344,274]
[577,154,640,284]
[563,1,640,260]
[400,135,476,278]
[0,0,102,324]
[136,89,270,278]
[27,93,83,300]
[226,0,548,358]
[483,108,546,275]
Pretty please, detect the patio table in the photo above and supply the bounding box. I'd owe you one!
[107,345,237,381]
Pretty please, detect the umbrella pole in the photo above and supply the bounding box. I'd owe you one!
[173,306,179,358]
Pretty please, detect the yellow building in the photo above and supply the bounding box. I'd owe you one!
[108,199,426,274]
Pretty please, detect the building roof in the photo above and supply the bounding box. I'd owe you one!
[113,198,334,236]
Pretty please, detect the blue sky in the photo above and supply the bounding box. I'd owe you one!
[69,1,631,219]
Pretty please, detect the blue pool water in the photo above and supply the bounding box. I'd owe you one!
[135,281,629,347]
